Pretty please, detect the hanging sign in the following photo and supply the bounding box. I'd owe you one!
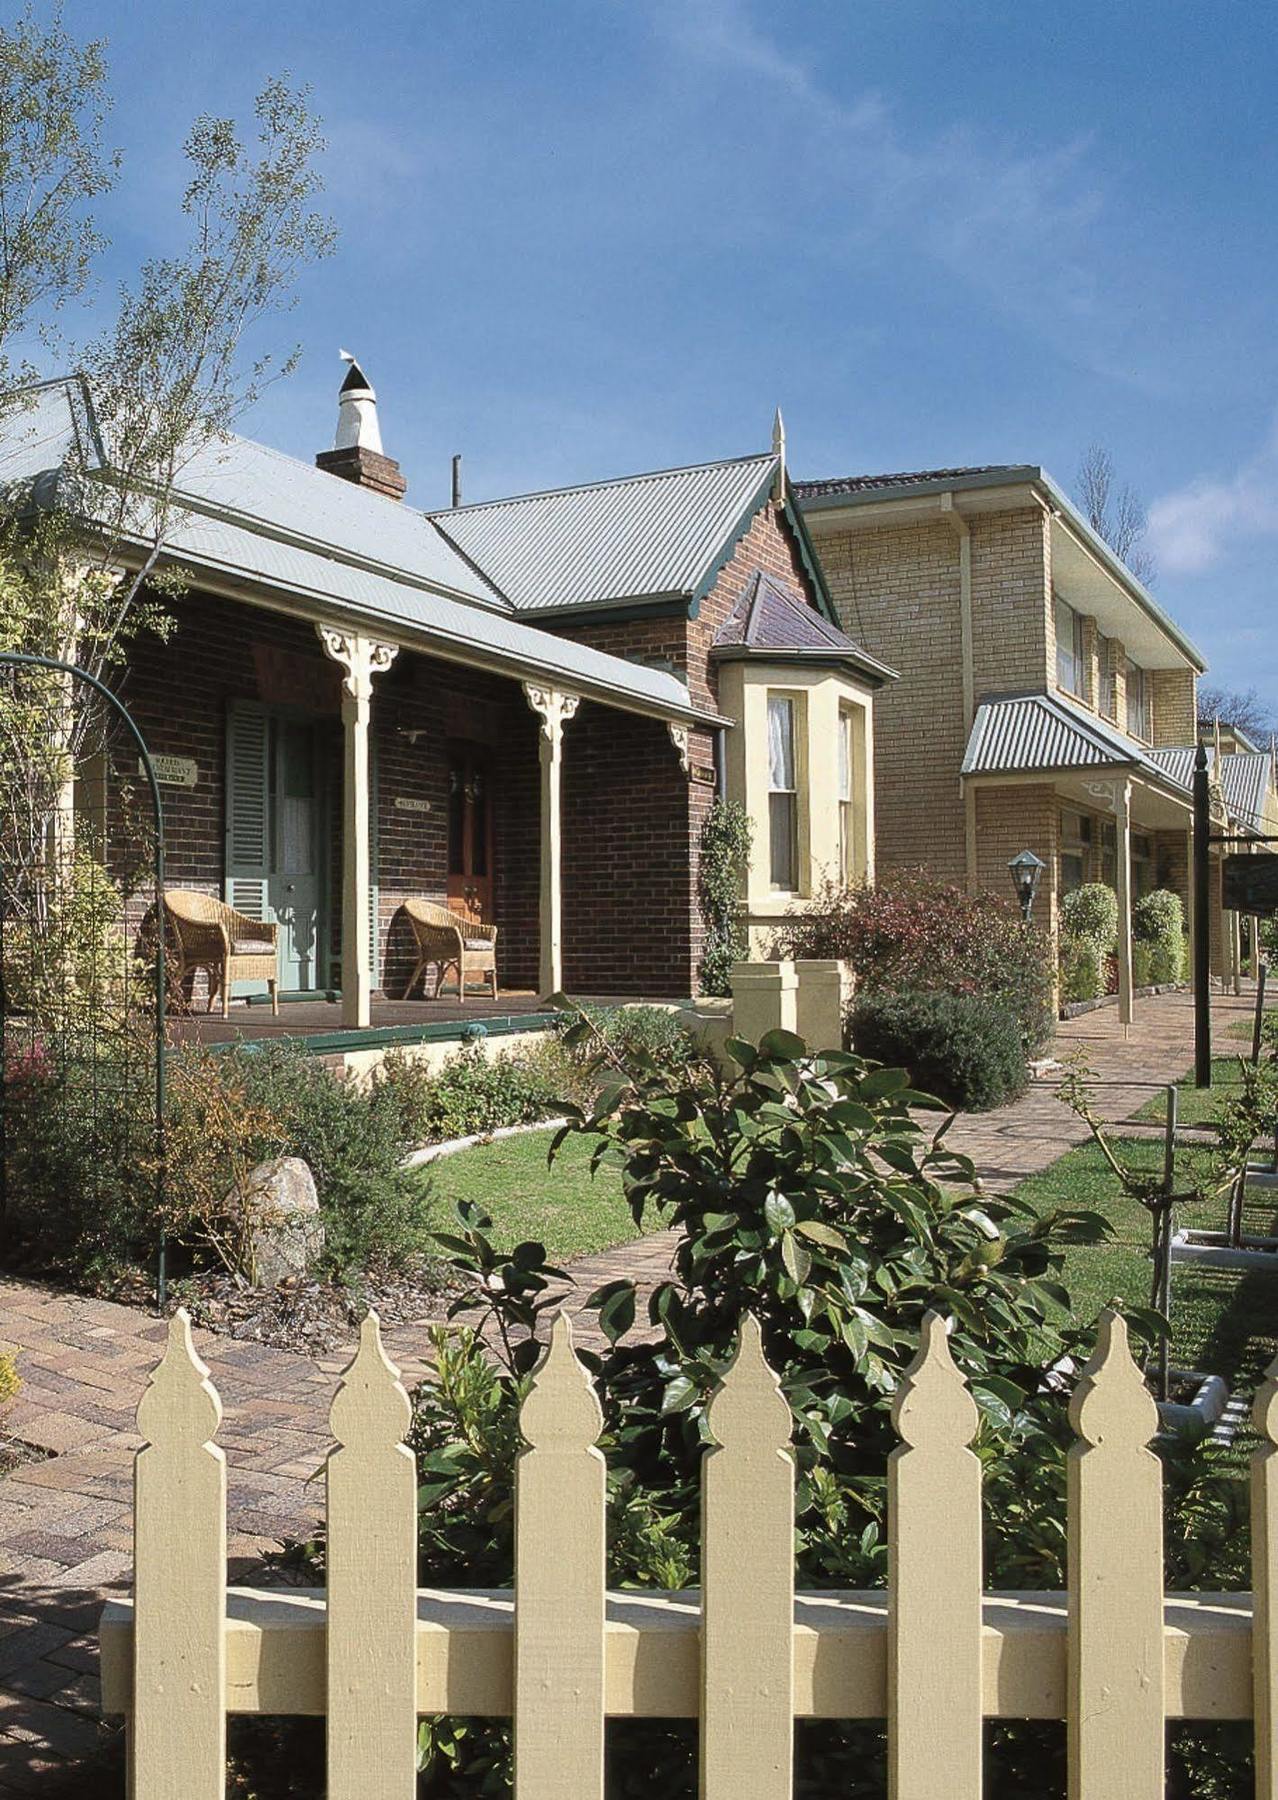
[1223,853,1278,916]
[139,755,198,789]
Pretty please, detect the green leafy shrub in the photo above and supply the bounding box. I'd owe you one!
[2,1023,162,1280]
[849,991,1029,1110]
[224,1042,432,1272]
[1132,941,1152,988]
[696,799,752,996]
[373,1042,568,1146]
[1060,882,1118,952]
[555,1003,696,1082]
[1134,889,1184,985]
[1262,916,1278,959]
[1059,932,1104,1003]
[380,1031,1118,1793]
[772,870,1053,1052]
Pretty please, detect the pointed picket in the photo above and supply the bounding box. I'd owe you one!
[701,1317,794,1800]
[1253,1355,1278,1797]
[326,1312,416,1799]
[514,1313,606,1800]
[132,1309,226,1800]
[888,1312,982,1800]
[1067,1311,1164,1800]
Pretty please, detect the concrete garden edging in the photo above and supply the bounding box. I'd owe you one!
[1059,982,1187,1020]
[404,1117,570,1169]
[1157,1371,1230,1442]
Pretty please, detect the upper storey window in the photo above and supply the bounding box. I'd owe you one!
[1125,659,1150,741]
[1099,641,1117,720]
[1054,596,1085,698]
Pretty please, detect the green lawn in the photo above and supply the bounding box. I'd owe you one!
[1015,1137,1278,1388]
[417,1128,638,1262]
[1136,1056,1258,1127]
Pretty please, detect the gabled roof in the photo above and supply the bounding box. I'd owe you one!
[429,453,777,615]
[1149,746,1275,831]
[962,691,1179,786]
[711,568,896,684]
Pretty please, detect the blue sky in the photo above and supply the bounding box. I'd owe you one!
[59,0,1278,699]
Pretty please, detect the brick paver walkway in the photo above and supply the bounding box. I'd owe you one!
[0,985,1259,1791]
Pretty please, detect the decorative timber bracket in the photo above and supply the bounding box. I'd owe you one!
[317,626,399,700]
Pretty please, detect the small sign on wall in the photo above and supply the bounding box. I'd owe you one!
[139,755,198,788]
[394,796,432,815]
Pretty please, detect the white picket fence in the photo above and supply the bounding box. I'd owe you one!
[100,1305,1278,1798]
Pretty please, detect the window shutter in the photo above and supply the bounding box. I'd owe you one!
[369,735,381,990]
[225,702,270,921]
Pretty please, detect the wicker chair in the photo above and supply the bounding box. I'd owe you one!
[402,899,498,1004]
[163,891,280,1020]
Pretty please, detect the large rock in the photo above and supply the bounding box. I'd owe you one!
[231,1156,324,1287]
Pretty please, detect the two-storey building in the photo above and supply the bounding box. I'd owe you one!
[796,465,1276,1018]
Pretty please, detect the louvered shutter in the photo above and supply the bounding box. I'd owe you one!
[225,702,270,922]
[369,734,381,990]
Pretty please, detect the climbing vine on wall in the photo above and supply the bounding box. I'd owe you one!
[696,799,753,997]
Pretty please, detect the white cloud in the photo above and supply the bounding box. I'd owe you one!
[1148,417,1278,575]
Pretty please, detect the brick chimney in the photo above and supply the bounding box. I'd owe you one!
[315,351,407,500]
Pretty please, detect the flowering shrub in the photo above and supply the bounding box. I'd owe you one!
[772,871,1053,1051]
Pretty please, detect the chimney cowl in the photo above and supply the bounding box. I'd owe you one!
[316,350,406,501]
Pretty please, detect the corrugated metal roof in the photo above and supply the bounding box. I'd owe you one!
[962,692,1164,779]
[1149,746,1275,829]
[161,508,705,720]
[430,453,776,613]
[0,378,503,609]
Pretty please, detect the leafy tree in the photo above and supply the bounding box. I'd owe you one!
[0,10,333,984]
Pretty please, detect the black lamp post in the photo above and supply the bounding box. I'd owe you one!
[1008,849,1046,923]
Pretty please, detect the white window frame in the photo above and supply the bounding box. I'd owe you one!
[767,692,800,892]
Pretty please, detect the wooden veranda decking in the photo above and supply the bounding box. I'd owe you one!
[166,989,546,1047]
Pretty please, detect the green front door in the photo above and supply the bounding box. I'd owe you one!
[226,703,328,995]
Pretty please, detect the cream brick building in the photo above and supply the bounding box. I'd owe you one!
[795,465,1278,1018]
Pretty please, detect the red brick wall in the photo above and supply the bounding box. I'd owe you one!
[109,584,725,1002]
[551,497,818,715]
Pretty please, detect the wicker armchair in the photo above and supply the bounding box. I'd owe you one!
[163,891,280,1020]
[402,899,498,1004]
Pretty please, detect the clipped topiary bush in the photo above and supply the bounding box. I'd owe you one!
[1059,933,1104,1003]
[1133,888,1184,985]
[773,870,1053,1052]
[1060,883,1118,953]
[848,990,1029,1111]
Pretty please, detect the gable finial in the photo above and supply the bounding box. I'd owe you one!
[772,406,786,500]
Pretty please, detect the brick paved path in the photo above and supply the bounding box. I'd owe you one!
[0,986,1258,1791]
